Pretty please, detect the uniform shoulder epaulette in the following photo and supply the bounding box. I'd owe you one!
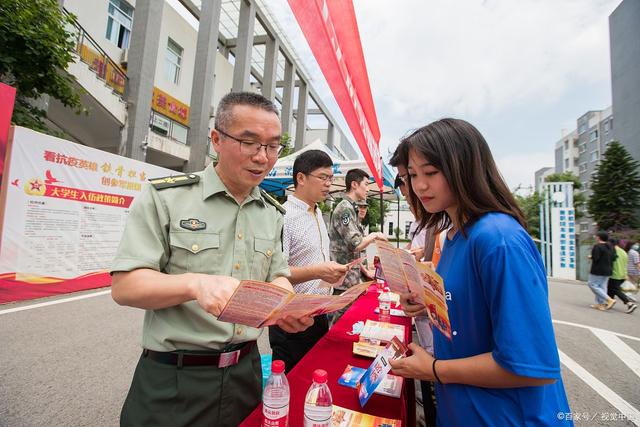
[149,173,200,190]
[260,188,286,215]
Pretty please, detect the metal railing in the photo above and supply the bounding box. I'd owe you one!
[63,9,128,98]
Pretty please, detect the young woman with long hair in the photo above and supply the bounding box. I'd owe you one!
[389,118,572,426]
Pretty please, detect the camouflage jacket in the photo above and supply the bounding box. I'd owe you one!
[329,195,364,290]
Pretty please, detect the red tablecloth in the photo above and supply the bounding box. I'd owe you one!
[240,285,415,426]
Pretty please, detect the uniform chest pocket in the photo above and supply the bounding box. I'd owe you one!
[251,237,274,280]
[169,232,221,274]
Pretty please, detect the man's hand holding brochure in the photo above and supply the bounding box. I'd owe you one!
[217,280,370,327]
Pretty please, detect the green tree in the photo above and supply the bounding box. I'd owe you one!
[363,198,389,232]
[0,0,83,134]
[279,132,292,158]
[588,141,640,230]
[544,171,586,220]
[515,191,541,239]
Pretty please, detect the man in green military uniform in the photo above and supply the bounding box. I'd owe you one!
[111,92,313,427]
[328,169,386,323]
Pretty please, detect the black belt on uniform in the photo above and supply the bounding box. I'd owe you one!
[142,341,256,368]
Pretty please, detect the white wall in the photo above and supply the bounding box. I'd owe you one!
[153,2,197,105]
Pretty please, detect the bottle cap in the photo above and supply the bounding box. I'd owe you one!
[272,360,285,374]
[313,369,328,383]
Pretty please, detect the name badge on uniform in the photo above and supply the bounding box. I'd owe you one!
[218,349,241,368]
[180,218,206,231]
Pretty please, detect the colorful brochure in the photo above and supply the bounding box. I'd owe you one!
[357,336,408,407]
[374,240,451,339]
[338,365,403,398]
[331,405,401,427]
[217,280,370,327]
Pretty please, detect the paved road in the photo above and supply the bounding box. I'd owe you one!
[0,279,638,426]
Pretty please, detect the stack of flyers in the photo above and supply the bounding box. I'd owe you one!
[356,336,409,407]
[331,405,401,427]
[359,320,405,345]
[352,341,386,358]
[338,365,403,398]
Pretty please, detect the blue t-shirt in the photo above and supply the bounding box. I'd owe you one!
[434,213,572,426]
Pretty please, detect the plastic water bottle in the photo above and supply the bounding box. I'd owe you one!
[378,290,392,322]
[303,369,333,427]
[262,360,289,427]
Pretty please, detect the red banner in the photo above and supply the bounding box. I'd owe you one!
[288,0,383,189]
[44,184,134,208]
[0,83,16,180]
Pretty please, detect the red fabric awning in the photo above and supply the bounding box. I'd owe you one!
[288,0,383,189]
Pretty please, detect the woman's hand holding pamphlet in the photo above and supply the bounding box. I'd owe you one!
[374,240,452,339]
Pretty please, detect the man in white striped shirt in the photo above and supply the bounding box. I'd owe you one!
[269,150,348,371]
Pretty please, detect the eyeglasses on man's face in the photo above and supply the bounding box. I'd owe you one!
[215,128,284,158]
[306,173,335,184]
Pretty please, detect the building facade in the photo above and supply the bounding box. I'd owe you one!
[49,0,358,173]
[551,107,614,236]
[610,0,640,164]
[534,166,554,194]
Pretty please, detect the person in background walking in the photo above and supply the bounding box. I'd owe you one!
[588,231,617,311]
[625,241,640,293]
[608,238,638,314]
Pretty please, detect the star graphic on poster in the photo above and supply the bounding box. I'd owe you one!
[30,181,42,191]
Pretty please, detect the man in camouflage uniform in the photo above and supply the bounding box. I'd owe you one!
[356,200,376,280]
[328,168,387,323]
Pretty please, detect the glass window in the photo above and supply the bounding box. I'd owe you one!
[603,121,610,133]
[171,122,188,144]
[564,158,569,169]
[106,0,133,49]
[591,151,599,162]
[589,130,598,142]
[165,38,183,84]
[580,223,589,232]
[150,111,189,144]
[578,122,587,134]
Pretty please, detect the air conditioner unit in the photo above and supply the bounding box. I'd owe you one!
[120,49,129,68]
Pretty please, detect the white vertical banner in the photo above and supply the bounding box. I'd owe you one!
[0,126,173,303]
[551,207,576,280]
